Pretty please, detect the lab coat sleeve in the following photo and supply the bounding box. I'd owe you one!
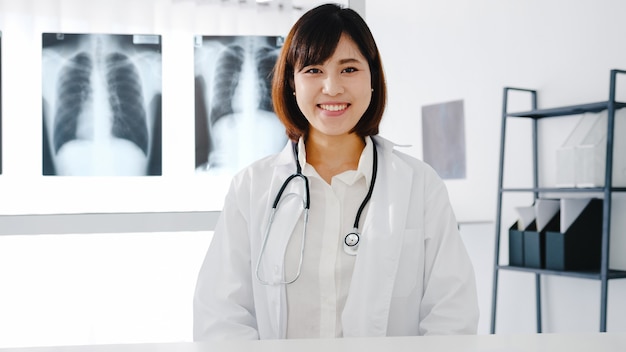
[418,169,480,335]
[193,177,260,340]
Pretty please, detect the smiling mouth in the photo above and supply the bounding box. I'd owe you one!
[319,104,349,112]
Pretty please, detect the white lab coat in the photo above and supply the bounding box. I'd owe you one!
[193,135,479,340]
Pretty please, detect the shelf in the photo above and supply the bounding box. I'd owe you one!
[497,265,626,280]
[500,187,626,193]
[493,70,626,334]
[506,101,626,119]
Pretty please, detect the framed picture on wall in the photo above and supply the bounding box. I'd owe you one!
[41,33,162,176]
[194,35,287,176]
[421,99,467,180]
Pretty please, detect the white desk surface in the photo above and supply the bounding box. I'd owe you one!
[1,333,625,352]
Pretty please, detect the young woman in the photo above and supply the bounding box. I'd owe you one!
[193,3,479,340]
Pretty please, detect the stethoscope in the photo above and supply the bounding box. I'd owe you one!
[255,139,378,285]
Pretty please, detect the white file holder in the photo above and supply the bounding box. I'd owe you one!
[611,108,626,186]
[575,108,626,187]
[555,114,594,187]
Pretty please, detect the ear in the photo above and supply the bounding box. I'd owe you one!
[288,73,295,92]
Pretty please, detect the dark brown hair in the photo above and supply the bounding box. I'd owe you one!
[272,3,387,141]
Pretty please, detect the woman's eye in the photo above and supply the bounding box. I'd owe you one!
[305,68,322,74]
[342,67,357,73]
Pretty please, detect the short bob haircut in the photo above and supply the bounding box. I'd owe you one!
[272,3,387,142]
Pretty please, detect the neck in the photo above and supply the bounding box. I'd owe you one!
[305,133,366,183]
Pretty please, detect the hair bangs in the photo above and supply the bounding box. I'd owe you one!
[289,18,343,71]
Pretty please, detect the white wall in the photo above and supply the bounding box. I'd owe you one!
[366,0,626,333]
[0,231,213,348]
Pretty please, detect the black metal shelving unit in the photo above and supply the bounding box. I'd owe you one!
[490,69,626,334]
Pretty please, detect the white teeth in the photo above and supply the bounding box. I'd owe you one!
[320,104,348,111]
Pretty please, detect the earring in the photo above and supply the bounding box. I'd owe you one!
[371,88,374,92]
[292,91,296,96]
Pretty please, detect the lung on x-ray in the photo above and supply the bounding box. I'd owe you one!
[194,35,287,175]
[42,33,162,176]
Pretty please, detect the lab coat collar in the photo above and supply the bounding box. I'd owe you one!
[274,140,298,168]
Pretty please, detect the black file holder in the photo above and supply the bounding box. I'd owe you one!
[544,198,603,271]
[523,213,560,269]
[509,221,525,267]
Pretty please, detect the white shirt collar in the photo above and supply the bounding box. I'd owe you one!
[296,136,374,188]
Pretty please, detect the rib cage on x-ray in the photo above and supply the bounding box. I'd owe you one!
[42,33,162,176]
[208,44,276,123]
[195,36,287,175]
[255,46,279,113]
[209,44,245,127]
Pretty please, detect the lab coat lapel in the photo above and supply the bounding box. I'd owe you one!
[258,169,306,281]
[256,142,303,339]
[342,137,413,337]
[258,142,303,276]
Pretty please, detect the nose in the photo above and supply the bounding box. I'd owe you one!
[322,73,344,96]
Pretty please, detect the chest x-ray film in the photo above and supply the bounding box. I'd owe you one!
[42,33,162,176]
[0,31,3,175]
[194,35,288,176]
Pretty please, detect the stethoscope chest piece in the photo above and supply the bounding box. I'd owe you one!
[343,231,360,256]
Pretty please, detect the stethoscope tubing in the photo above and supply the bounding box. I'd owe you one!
[256,142,311,285]
[256,204,309,285]
[353,140,377,229]
[256,139,377,285]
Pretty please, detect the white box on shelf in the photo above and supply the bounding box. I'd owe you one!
[555,114,594,187]
[613,109,626,186]
[575,108,626,188]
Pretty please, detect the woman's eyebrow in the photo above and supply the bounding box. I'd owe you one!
[338,58,363,65]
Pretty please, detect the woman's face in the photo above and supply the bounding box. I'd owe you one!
[293,33,372,140]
